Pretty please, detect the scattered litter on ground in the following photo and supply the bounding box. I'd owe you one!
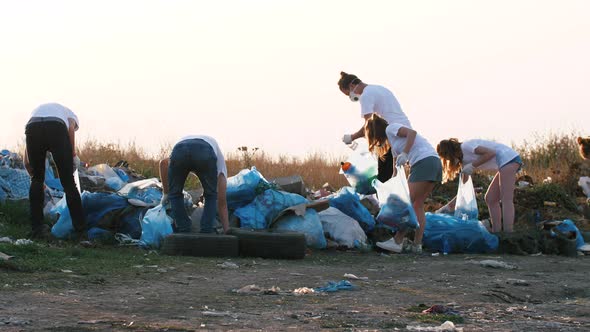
[314,280,355,292]
[343,273,368,280]
[471,259,518,270]
[217,261,239,269]
[234,284,281,295]
[0,317,32,326]
[506,278,529,286]
[0,237,13,244]
[293,287,315,295]
[202,311,238,319]
[14,239,34,246]
[60,269,73,273]
[407,321,462,332]
[0,252,13,261]
[421,305,461,316]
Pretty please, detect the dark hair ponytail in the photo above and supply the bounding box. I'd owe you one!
[338,71,361,90]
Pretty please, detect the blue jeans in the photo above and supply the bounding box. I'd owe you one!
[168,139,218,233]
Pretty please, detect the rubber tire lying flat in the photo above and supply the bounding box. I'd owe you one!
[228,228,306,259]
[161,233,239,257]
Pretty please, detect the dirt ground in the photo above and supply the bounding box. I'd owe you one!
[1,251,589,332]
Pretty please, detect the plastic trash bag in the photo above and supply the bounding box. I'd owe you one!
[81,192,129,228]
[235,189,308,229]
[0,168,30,200]
[340,146,378,195]
[579,176,590,199]
[454,175,478,220]
[329,186,375,232]
[226,167,271,210]
[87,227,114,241]
[373,166,418,231]
[88,164,126,190]
[423,212,498,253]
[51,194,76,239]
[140,204,173,248]
[318,207,367,248]
[554,219,585,250]
[274,208,327,249]
[118,178,162,207]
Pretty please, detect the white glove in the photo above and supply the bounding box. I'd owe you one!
[342,134,353,145]
[462,163,475,175]
[160,194,169,206]
[396,152,409,166]
[72,155,80,172]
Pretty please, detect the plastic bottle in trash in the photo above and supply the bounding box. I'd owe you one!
[442,237,450,255]
[341,161,355,174]
[347,141,359,151]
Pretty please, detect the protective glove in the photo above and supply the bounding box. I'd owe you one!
[72,155,81,172]
[342,134,353,145]
[396,152,409,166]
[462,163,475,175]
[160,193,169,206]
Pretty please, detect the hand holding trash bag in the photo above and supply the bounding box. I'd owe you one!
[396,152,409,166]
[461,163,474,175]
[160,193,169,206]
[342,134,353,145]
[73,155,81,171]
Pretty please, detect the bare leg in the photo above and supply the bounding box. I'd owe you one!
[499,163,519,232]
[409,181,436,245]
[485,173,502,233]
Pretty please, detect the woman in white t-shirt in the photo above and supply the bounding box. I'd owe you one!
[365,114,442,254]
[338,71,412,183]
[436,138,522,233]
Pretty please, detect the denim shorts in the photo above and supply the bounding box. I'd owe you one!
[409,156,443,183]
[501,155,523,171]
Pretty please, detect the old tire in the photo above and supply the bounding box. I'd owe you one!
[161,233,239,257]
[228,228,306,259]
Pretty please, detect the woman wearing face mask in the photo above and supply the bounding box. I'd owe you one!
[338,71,412,182]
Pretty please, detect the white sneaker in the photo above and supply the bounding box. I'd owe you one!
[376,238,403,253]
[411,244,423,254]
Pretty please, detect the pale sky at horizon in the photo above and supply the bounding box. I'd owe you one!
[1,0,589,159]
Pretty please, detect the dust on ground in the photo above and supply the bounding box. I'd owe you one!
[2,251,589,331]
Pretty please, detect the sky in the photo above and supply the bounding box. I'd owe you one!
[1,0,589,158]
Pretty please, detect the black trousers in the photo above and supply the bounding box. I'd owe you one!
[377,148,394,183]
[25,120,86,233]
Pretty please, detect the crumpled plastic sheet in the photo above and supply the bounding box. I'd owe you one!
[0,168,31,200]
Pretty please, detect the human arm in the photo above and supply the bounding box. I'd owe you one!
[217,173,229,233]
[471,146,496,168]
[349,114,373,140]
[389,125,416,166]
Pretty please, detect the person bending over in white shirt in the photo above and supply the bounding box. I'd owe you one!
[338,71,413,183]
[365,114,442,254]
[436,138,522,233]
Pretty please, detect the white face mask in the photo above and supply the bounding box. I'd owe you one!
[349,84,360,102]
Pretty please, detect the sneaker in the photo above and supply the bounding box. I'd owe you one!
[376,238,403,253]
[410,244,423,254]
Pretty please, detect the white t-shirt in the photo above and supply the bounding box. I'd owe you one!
[360,85,411,128]
[385,123,438,166]
[461,139,519,171]
[29,103,79,131]
[179,135,227,177]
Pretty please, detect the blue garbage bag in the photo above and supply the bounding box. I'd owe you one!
[118,207,146,239]
[235,189,308,229]
[329,186,375,232]
[81,192,129,228]
[273,208,327,249]
[51,194,76,239]
[114,168,130,182]
[140,204,173,248]
[44,158,63,191]
[375,193,419,231]
[423,212,499,254]
[226,167,270,210]
[0,168,30,200]
[555,219,585,250]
